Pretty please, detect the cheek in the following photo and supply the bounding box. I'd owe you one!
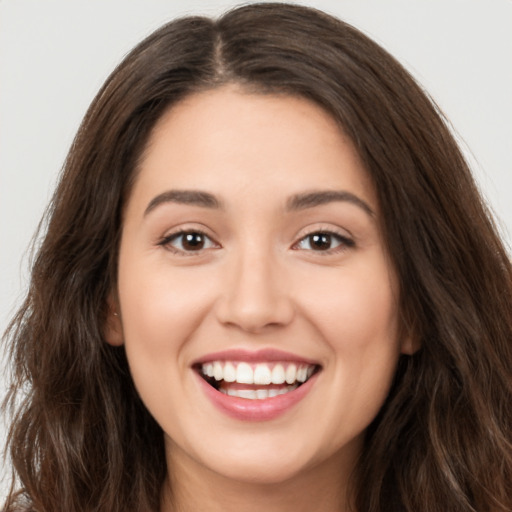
[296,255,401,410]
[300,259,399,349]
[116,255,217,429]
[299,266,400,444]
[116,250,220,394]
[118,257,214,339]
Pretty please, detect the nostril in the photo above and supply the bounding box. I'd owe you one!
[214,274,295,333]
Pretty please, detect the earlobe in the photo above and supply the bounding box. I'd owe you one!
[400,333,420,355]
[103,295,124,346]
[399,314,421,355]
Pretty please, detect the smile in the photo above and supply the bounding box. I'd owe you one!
[193,350,321,420]
[198,361,317,399]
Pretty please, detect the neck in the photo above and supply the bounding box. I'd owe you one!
[160,439,360,512]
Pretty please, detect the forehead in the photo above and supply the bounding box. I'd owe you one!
[131,85,377,213]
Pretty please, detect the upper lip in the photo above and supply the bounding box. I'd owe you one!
[192,348,321,366]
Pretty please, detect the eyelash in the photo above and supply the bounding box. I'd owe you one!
[292,229,355,255]
[158,229,218,256]
[158,228,355,256]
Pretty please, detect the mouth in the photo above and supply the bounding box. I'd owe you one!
[194,360,321,400]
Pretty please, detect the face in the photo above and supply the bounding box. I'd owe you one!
[107,86,412,487]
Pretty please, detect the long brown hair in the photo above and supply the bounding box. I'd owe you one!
[3,3,511,511]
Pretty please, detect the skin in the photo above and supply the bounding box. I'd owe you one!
[105,86,413,511]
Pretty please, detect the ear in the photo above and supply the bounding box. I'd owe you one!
[103,294,124,346]
[398,312,421,355]
[400,334,420,355]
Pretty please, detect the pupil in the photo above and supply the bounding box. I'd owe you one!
[311,233,331,250]
[183,233,204,250]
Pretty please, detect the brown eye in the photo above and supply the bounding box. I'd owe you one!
[308,233,332,250]
[182,232,206,250]
[161,230,217,254]
[295,231,354,252]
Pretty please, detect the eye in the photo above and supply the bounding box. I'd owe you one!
[294,231,354,253]
[159,230,218,254]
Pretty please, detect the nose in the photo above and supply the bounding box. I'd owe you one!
[214,246,295,333]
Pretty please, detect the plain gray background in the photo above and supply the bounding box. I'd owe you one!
[1,0,511,499]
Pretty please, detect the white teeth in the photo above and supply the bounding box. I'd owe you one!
[223,362,236,382]
[223,385,298,400]
[204,363,214,378]
[238,389,257,399]
[296,366,308,383]
[271,364,286,384]
[256,388,269,399]
[236,362,253,384]
[200,361,316,386]
[254,364,272,385]
[213,361,223,381]
[285,364,297,384]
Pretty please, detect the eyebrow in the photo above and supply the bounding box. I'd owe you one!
[286,190,374,216]
[144,190,223,216]
[144,188,374,217]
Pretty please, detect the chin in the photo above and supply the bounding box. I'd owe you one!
[168,430,320,486]
[205,454,310,486]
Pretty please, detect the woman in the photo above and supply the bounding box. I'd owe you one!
[2,3,511,511]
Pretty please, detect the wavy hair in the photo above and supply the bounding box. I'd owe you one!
[3,3,511,511]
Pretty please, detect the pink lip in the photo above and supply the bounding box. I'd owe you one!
[192,348,321,421]
[193,348,319,365]
[194,369,319,422]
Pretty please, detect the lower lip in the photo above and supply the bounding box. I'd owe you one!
[195,371,318,421]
